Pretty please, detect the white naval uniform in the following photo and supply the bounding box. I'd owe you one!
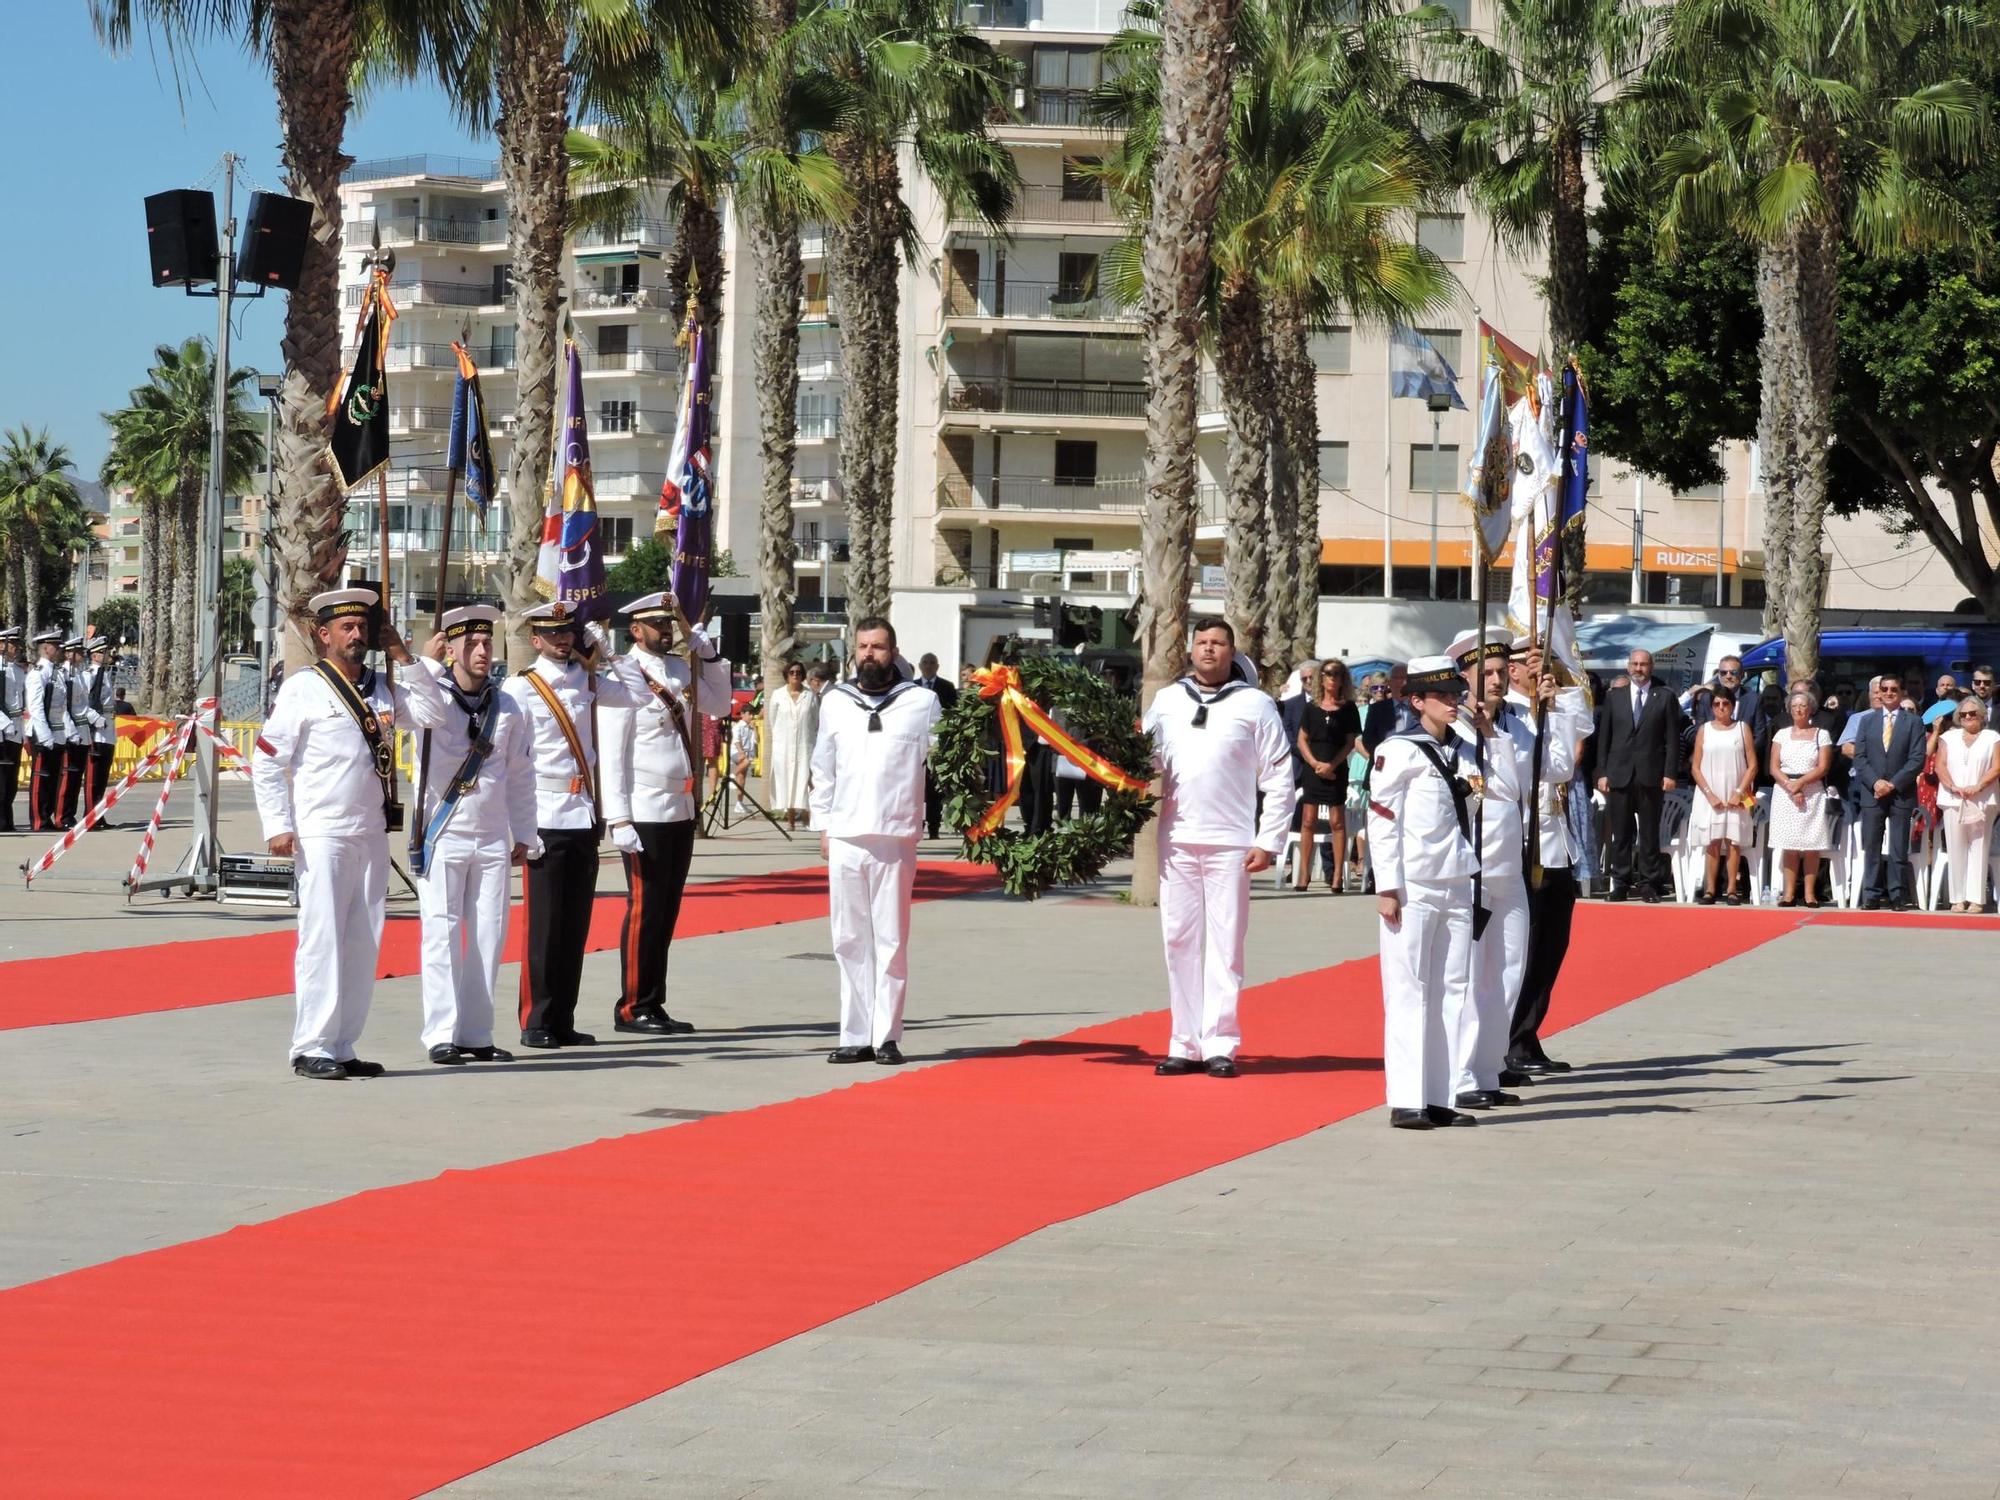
[1505,688,1589,871]
[1506,687,1591,1055]
[601,630,732,827]
[252,661,446,1061]
[809,680,943,1049]
[26,658,68,749]
[0,656,23,831]
[407,662,541,1050]
[1448,706,1527,1098]
[1368,729,1485,1109]
[498,653,654,831]
[1143,678,1294,1062]
[75,663,117,747]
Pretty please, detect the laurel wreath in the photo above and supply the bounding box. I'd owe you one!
[930,655,1158,901]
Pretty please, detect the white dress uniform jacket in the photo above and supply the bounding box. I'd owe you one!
[602,630,731,827]
[1504,687,1589,868]
[1449,706,1529,1099]
[499,653,651,830]
[1,659,24,744]
[252,661,448,1062]
[810,681,944,1050]
[26,660,68,748]
[74,663,116,746]
[1143,678,1294,1063]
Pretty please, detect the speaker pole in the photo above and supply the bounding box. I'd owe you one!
[193,152,238,893]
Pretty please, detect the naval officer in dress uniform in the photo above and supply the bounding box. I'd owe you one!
[503,600,651,1050]
[1368,654,1500,1129]
[77,637,118,818]
[1444,631,1529,1113]
[810,615,943,1066]
[0,627,25,832]
[600,591,732,1037]
[252,589,444,1079]
[1143,616,1293,1078]
[57,637,92,829]
[405,605,540,1065]
[25,629,68,832]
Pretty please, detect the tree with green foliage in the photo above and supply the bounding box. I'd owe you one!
[0,428,91,641]
[89,594,143,653]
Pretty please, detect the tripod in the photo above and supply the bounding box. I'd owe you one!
[700,752,793,839]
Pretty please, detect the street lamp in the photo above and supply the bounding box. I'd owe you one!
[1426,389,1454,600]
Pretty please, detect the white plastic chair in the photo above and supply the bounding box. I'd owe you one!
[1658,788,1695,903]
[1745,789,1772,905]
[1828,799,1865,908]
[1275,789,1331,890]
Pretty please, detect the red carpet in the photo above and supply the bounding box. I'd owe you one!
[0,862,995,1031]
[0,903,1797,1497]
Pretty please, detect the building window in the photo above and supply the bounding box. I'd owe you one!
[1408,442,1461,493]
[490,265,513,303]
[1061,157,1103,202]
[1054,536,1094,552]
[1031,45,1100,125]
[1417,213,1466,262]
[601,516,635,555]
[1054,440,1099,485]
[1056,252,1099,301]
[1309,327,1352,373]
[1416,326,1462,371]
[1317,440,1350,489]
[599,399,634,433]
[597,324,631,357]
[1676,479,1723,501]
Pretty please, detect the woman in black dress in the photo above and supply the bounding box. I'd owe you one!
[1295,661,1361,891]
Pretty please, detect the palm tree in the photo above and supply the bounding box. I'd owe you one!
[101,339,264,711]
[1439,0,1653,362]
[91,2,462,665]
[802,0,1017,634]
[0,430,90,644]
[1640,0,1989,681]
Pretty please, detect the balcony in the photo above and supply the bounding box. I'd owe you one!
[800,296,837,324]
[572,285,677,313]
[793,537,853,568]
[575,219,674,251]
[587,408,676,437]
[797,411,841,441]
[575,347,680,376]
[979,185,1123,228]
[942,278,1133,325]
[592,471,661,498]
[941,375,1145,421]
[937,475,1143,515]
[383,342,516,375]
[343,154,498,184]
[388,406,456,434]
[347,279,497,310]
[792,477,844,506]
[345,215,508,250]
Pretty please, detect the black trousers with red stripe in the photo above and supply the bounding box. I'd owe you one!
[0,739,19,831]
[30,744,63,831]
[58,743,87,826]
[617,818,697,1023]
[518,826,601,1037]
[85,743,114,818]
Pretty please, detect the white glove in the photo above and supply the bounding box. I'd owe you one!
[609,821,643,854]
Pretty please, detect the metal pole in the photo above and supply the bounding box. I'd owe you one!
[260,394,276,703]
[1428,410,1441,600]
[1631,471,1645,606]
[194,152,237,891]
[1716,490,1727,606]
[1381,368,1394,600]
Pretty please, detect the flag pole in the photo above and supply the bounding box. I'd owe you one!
[367,269,402,828]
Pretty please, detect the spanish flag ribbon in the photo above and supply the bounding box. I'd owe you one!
[965,664,1149,842]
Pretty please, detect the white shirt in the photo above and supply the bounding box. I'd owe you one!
[1451,706,1528,879]
[600,630,732,826]
[406,659,541,852]
[72,663,116,745]
[809,680,943,839]
[1367,728,1488,891]
[498,651,652,831]
[1504,687,1589,867]
[25,658,67,748]
[1143,677,1294,854]
[252,660,447,840]
[0,659,25,743]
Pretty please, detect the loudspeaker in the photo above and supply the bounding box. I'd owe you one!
[144,189,218,286]
[241,192,312,290]
[720,611,751,663]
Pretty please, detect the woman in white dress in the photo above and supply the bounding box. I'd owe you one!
[1689,687,1756,904]
[1768,688,1834,907]
[1934,693,2000,912]
[764,663,819,828]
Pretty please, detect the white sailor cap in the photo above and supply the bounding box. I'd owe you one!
[440,604,502,641]
[617,591,678,625]
[1508,632,1535,655]
[62,635,86,652]
[1405,655,1468,696]
[521,599,580,631]
[31,628,62,646]
[85,636,112,655]
[1446,630,1512,672]
[310,588,378,623]
[0,627,21,642]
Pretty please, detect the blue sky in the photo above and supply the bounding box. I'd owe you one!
[0,8,489,478]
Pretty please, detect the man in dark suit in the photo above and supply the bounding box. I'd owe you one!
[1848,671,1926,909]
[915,653,959,839]
[1362,661,1418,754]
[1594,648,1684,902]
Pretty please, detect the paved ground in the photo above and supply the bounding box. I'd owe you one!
[4,810,1996,1499]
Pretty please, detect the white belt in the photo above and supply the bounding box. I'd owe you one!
[633,766,689,790]
[536,772,590,793]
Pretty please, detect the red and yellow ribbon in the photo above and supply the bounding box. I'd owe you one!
[966,664,1149,842]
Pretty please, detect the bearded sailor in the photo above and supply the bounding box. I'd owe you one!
[406,605,539,1066]
[252,589,446,1080]
[25,629,68,832]
[600,590,732,1037]
[810,615,942,1066]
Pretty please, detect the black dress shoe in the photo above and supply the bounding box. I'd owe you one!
[291,1055,348,1080]
[1155,1057,1200,1076]
[555,1030,596,1046]
[827,1045,875,1063]
[1484,1089,1523,1106]
[1389,1108,1434,1130]
[614,1010,678,1036]
[1642,887,1661,904]
[1424,1105,1478,1127]
[875,1040,907,1065]
[1890,898,1915,912]
[1498,1067,1533,1088]
[1606,888,1627,903]
[342,1058,385,1078]
[1531,1053,1572,1073]
[1205,1057,1238,1078]
[659,1013,696,1035]
[519,1029,562,1050]
[1453,1091,1495,1110]
[1860,897,1884,911]
[428,1044,468,1066]
[464,1045,514,1062]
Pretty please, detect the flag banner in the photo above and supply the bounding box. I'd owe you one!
[657,314,715,622]
[1461,362,1512,561]
[1506,368,1586,687]
[446,343,497,518]
[1478,320,1541,410]
[1388,325,1466,409]
[328,280,394,489]
[533,341,609,620]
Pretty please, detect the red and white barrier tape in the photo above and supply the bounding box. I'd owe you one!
[124,717,200,890]
[22,717,194,887]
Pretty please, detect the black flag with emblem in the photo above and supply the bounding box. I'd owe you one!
[329,283,391,488]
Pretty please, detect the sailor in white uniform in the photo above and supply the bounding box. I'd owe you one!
[57,637,92,828]
[810,614,942,1066]
[77,636,118,816]
[1443,631,1529,1113]
[600,591,733,1036]
[252,589,444,1079]
[25,629,67,832]
[1368,654,1501,1129]
[501,600,651,1049]
[1142,616,1292,1077]
[0,626,25,832]
[1504,640,1591,1074]
[405,605,540,1065]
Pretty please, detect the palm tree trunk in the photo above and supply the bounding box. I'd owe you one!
[267,0,359,669]
[1132,0,1243,908]
[1216,277,1270,673]
[746,0,802,697]
[138,497,162,710]
[1784,216,1840,687]
[1547,126,1591,362]
[1269,299,1322,664]
[3,543,23,631]
[170,475,199,710]
[668,191,727,337]
[495,17,573,670]
[22,522,42,637]
[1754,237,1801,646]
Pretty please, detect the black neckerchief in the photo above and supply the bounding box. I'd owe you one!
[1179,676,1251,728]
[835,679,918,732]
[314,660,395,828]
[445,673,496,738]
[1403,731,1473,844]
